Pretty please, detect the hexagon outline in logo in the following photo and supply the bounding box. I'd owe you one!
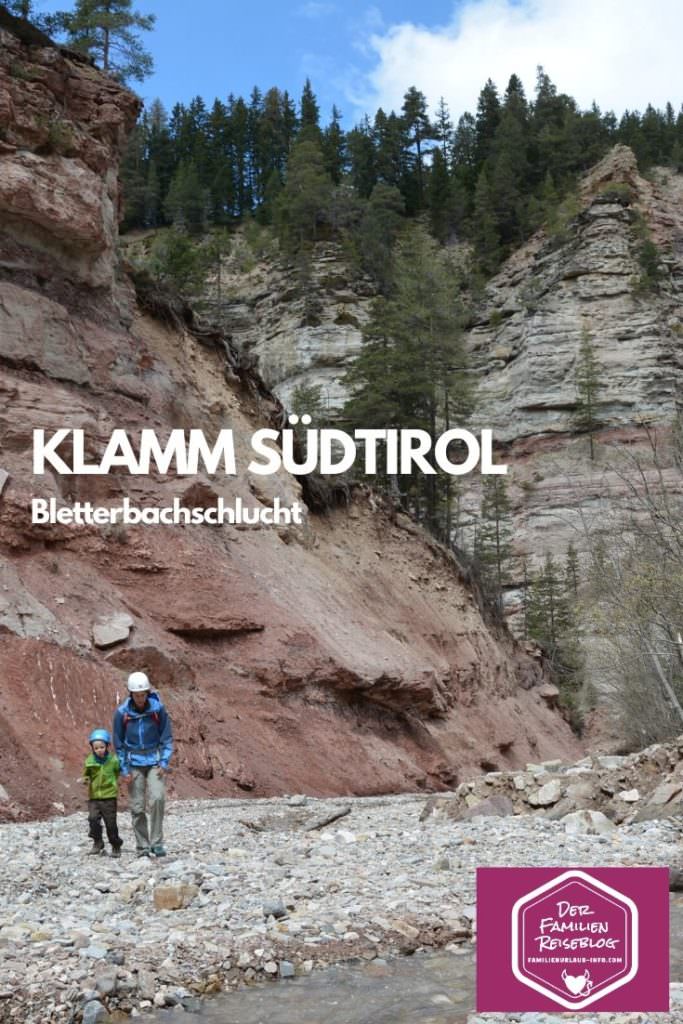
[511,868,638,1010]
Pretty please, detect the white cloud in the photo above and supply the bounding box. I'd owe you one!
[353,0,682,121]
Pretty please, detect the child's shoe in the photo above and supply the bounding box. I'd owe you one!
[88,841,105,855]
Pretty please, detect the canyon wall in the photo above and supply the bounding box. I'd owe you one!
[0,26,580,820]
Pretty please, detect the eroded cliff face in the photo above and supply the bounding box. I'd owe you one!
[0,26,140,289]
[194,240,374,413]
[469,146,682,443]
[0,29,582,821]
[464,146,683,614]
[198,146,683,746]
[210,148,683,595]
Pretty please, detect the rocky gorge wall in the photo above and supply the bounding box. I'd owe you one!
[0,24,139,289]
[206,147,683,733]
[464,145,683,580]
[0,26,581,821]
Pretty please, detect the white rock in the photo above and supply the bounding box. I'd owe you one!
[617,789,640,802]
[91,612,134,649]
[562,810,616,836]
[527,780,562,807]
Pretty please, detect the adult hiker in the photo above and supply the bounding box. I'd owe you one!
[113,671,174,857]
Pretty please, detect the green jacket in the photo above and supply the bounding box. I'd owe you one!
[83,752,120,799]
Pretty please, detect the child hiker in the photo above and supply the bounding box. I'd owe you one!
[82,728,123,857]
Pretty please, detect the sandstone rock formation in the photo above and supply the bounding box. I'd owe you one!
[194,239,373,412]
[0,27,140,289]
[0,25,581,821]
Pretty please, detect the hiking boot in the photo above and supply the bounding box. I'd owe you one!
[110,847,122,859]
[88,842,105,855]
[151,844,167,857]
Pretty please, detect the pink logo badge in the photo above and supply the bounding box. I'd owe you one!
[477,867,669,1011]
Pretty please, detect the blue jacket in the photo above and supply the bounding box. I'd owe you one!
[112,692,173,775]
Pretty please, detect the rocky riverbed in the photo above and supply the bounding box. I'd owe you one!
[1,789,682,1023]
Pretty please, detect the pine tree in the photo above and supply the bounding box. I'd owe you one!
[402,86,432,210]
[206,98,233,223]
[119,119,147,229]
[573,324,603,460]
[344,224,472,535]
[433,97,454,161]
[374,109,409,195]
[143,160,160,226]
[4,0,62,30]
[6,0,33,15]
[346,117,377,199]
[4,0,49,26]
[356,183,405,293]
[56,0,155,83]
[251,88,290,205]
[148,230,208,295]
[488,74,531,244]
[475,79,501,167]
[203,230,232,301]
[300,78,321,138]
[242,86,263,203]
[475,475,513,612]
[322,105,346,184]
[146,100,174,210]
[229,96,251,217]
[565,541,580,596]
[527,552,583,722]
[472,167,501,273]
[527,554,568,666]
[489,106,529,244]
[274,139,334,254]
[164,161,209,234]
[427,147,453,243]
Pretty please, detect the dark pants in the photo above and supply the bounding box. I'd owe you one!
[88,798,122,849]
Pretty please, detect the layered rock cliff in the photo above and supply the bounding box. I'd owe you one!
[465,146,683,586]
[0,27,580,821]
[209,147,683,595]
[199,143,683,746]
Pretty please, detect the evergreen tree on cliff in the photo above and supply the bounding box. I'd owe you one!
[573,324,604,460]
[475,475,513,613]
[57,0,155,83]
[5,0,41,20]
[2,0,58,34]
[344,224,472,536]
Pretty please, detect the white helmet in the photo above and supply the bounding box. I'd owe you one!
[127,671,151,692]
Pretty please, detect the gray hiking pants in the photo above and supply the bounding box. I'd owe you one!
[129,766,165,850]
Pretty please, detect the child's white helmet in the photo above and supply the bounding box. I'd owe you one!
[127,671,151,692]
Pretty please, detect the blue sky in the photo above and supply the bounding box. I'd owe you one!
[37,1,681,126]
[37,0,457,122]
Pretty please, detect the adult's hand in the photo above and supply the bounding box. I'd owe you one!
[121,774,132,785]
[157,766,167,777]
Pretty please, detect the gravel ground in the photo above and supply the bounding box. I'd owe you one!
[0,793,680,1023]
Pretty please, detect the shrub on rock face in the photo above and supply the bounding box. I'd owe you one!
[146,231,209,295]
[636,238,664,292]
[596,182,634,205]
